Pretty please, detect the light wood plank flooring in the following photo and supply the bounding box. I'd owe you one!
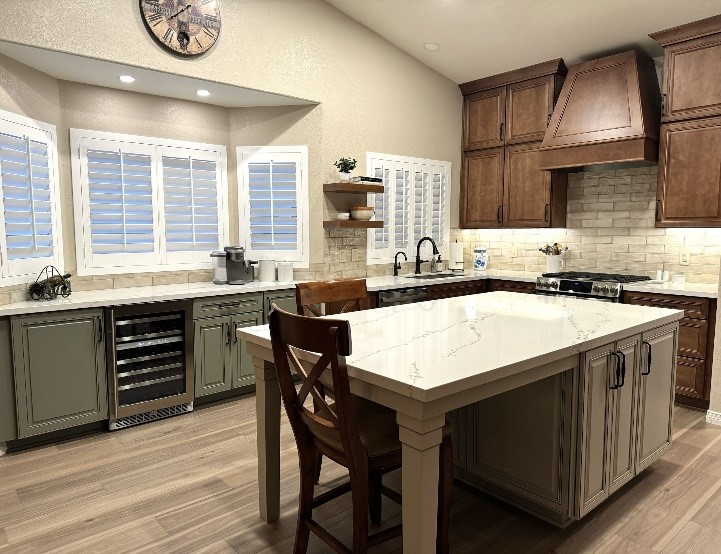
[0,397,718,553]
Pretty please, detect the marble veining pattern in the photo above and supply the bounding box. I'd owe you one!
[239,292,684,402]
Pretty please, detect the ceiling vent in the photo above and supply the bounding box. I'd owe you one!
[538,50,661,170]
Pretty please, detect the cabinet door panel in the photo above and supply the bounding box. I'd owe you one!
[503,142,551,227]
[506,76,555,144]
[675,356,706,399]
[461,148,504,228]
[577,345,613,517]
[609,337,640,494]
[663,36,721,122]
[264,291,297,322]
[12,310,107,438]
[0,319,16,442]
[464,87,506,150]
[657,118,721,227]
[232,311,264,389]
[678,319,708,359]
[636,326,677,472]
[194,316,232,397]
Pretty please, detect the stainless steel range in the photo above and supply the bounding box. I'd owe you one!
[535,271,652,302]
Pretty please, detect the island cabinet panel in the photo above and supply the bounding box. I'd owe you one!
[635,325,677,472]
[194,316,233,397]
[461,148,504,228]
[463,370,575,516]
[232,311,264,388]
[263,290,297,320]
[487,279,536,294]
[463,87,506,150]
[0,319,17,443]
[12,310,107,438]
[426,280,486,300]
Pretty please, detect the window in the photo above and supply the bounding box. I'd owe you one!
[367,152,450,264]
[237,146,309,267]
[0,109,63,284]
[71,129,228,275]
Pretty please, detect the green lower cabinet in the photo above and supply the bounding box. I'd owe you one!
[0,319,17,443]
[263,290,297,322]
[12,310,107,439]
[232,311,264,389]
[194,315,233,397]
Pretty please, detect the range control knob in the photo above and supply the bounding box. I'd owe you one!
[592,283,600,293]
[608,286,619,296]
[550,281,559,289]
[601,285,610,294]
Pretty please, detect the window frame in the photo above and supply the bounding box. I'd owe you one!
[366,151,451,265]
[0,109,63,285]
[236,145,310,268]
[70,128,229,276]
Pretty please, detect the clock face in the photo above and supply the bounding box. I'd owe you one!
[140,0,221,56]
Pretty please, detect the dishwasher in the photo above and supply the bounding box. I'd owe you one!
[377,287,428,307]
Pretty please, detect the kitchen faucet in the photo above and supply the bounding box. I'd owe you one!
[393,251,407,276]
[415,236,439,274]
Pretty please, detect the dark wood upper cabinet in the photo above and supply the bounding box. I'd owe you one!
[651,15,721,122]
[505,76,558,145]
[503,142,567,228]
[539,50,661,169]
[463,87,506,150]
[656,116,721,227]
[461,148,504,228]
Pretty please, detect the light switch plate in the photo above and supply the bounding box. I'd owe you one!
[680,248,691,266]
[511,244,518,258]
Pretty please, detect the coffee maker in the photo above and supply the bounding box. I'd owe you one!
[224,246,257,285]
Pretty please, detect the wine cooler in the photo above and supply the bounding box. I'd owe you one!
[106,300,194,430]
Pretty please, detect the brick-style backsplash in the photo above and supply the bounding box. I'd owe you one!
[451,166,721,284]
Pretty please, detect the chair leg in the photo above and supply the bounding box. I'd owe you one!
[312,386,325,484]
[369,472,382,524]
[294,452,316,554]
[350,468,369,553]
[436,434,453,554]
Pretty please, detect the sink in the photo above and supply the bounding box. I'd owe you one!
[404,272,464,280]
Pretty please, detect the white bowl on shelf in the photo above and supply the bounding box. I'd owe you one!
[350,206,374,221]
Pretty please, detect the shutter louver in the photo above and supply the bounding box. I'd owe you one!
[87,149,154,255]
[0,132,54,262]
[393,163,410,249]
[431,166,446,244]
[248,159,298,252]
[413,164,430,245]
[162,155,220,252]
[373,162,390,249]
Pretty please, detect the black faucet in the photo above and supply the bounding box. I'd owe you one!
[415,236,439,274]
[393,252,407,276]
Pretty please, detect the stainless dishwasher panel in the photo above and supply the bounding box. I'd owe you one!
[378,287,428,307]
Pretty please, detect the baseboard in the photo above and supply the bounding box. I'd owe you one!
[706,410,721,426]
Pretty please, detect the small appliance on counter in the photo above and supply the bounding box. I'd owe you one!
[225,246,257,285]
[210,251,227,284]
[449,240,464,272]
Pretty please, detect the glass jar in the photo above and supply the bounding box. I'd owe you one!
[473,246,488,272]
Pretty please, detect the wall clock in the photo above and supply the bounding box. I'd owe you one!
[140,0,221,57]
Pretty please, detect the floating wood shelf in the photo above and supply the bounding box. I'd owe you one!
[323,182,384,194]
[323,220,384,229]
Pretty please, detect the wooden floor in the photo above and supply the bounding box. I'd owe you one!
[1,398,720,553]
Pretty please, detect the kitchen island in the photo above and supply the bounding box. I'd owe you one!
[238,291,683,553]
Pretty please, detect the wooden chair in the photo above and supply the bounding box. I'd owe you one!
[295,278,368,317]
[269,306,453,553]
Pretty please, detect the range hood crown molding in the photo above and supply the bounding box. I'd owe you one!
[538,50,662,170]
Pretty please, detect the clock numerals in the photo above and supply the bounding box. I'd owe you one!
[163,28,174,44]
[202,27,217,40]
[195,37,204,49]
[147,13,163,27]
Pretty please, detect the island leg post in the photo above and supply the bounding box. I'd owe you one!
[252,352,281,523]
[397,412,446,554]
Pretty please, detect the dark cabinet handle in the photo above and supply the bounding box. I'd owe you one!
[97,316,104,344]
[544,204,550,223]
[499,122,505,141]
[225,322,231,345]
[610,352,620,389]
[547,113,552,126]
[497,206,502,224]
[616,350,626,388]
[661,93,667,115]
[642,340,652,376]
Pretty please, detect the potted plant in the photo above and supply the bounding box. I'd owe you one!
[334,157,357,182]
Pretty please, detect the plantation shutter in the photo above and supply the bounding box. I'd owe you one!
[430,164,447,245]
[161,149,222,262]
[243,151,302,260]
[370,157,390,251]
[83,144,157,267]
[412,163,432,257]
[393,161,411,250]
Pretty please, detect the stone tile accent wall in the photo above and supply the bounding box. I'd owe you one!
[451,166,721,284]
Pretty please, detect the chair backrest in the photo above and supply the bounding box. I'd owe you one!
[269,306,365,465]
[295,279,368,317]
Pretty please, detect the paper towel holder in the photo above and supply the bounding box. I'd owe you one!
[449,240,464,272]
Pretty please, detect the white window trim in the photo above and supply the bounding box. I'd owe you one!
[0,109,63,286]
[366,152,451,265]
[236,145,309,268]
[70,128,229,276]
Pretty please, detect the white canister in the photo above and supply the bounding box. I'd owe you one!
[258,260,276,282]
[546,255,564,273]
[277,262,294,282]
[473,247,488,272]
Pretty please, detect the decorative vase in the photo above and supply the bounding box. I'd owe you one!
[338,171,351,182]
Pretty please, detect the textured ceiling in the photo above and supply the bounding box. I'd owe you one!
[325,0,721,83]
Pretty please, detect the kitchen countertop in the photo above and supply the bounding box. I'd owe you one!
[239,291,684,401]
[624,281,719,299]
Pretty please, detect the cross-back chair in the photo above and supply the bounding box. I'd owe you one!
[269,306,452,553]
[295,278,368,317]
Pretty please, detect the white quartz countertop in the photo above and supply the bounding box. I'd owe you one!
[0,280,298,318]
[238,291,683,402]
[365,270,539,291]
[624,281,719,299]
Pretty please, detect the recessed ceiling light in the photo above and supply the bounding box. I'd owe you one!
[424,43,440,51]
[196,89,211,97]
[118,75,136,83]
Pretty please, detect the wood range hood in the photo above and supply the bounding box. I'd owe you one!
[538,50,662,170]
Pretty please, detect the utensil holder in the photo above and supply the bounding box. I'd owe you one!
[546,255,564,273]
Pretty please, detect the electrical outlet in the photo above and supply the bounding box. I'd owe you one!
[680,248,691,266]
[511,244,518,258]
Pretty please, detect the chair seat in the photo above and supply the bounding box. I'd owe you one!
[351,396,452,458]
